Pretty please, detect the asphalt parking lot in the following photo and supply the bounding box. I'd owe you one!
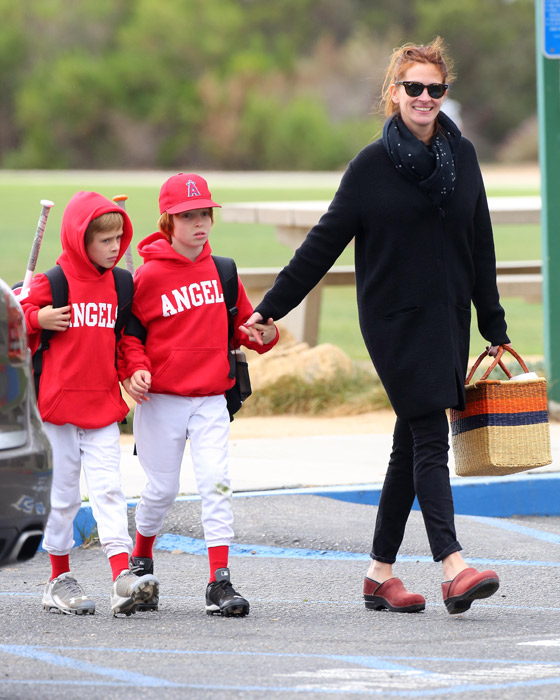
[2,493,560,699]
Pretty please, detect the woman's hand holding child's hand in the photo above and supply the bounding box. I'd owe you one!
[240,313,276,346]
[38,305,72,332]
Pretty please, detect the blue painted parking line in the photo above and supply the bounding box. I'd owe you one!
[3,646,560,696]
[0,645,180,688]
[468,515,560,544]
[154,533,560,569]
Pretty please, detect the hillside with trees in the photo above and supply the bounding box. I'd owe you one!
[0,0,536,170]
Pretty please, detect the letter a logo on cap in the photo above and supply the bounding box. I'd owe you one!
[159,172,221,214]
[186,180,201,198]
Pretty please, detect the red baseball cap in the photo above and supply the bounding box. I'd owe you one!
[159,173,221,215]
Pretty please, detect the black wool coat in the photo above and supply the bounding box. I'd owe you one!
[255,136,510,419]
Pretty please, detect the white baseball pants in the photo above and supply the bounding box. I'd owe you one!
[133,393,233,547]
[42,422,133,558]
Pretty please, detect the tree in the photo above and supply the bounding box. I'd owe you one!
[415,0,536,158]
[1,0,539,168]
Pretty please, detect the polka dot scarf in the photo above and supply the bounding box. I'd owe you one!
[382,111,461,210]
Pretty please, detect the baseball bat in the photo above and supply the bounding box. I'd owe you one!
[19,199,55,299]
[113,194,134,274]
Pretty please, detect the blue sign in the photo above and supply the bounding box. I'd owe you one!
[544,0,560,58]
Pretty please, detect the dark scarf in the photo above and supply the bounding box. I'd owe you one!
[382,110,461,209]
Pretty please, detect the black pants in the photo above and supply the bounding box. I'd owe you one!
[370,408,461,564]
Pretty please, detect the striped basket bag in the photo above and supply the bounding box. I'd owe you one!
[450,345,551,476]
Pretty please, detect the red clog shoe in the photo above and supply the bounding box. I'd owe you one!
[442,567,500,615]
[363,577,425,613]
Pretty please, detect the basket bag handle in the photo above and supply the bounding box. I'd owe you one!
[465,345,530,385]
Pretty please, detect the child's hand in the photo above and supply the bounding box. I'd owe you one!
[124,370,152,404]
[37,305,71,331]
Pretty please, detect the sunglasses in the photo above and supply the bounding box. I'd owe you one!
[395,81,448,99]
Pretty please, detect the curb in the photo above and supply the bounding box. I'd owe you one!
[70,472,560,548]
[317,473,560,518]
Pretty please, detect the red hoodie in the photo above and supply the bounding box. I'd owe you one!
[119,234,278,397]
[21,191,134,428]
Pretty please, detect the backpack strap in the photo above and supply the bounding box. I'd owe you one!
[212,255,238,331]
[32,265,68,397]
[212,255,239,379]
[112,266,134,341]
[124,312,147,343]
[111,266,134,425]
[45,265,69,308]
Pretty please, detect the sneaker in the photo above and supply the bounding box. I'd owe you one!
[205,567,249,617]
[110,569,159,617]
[130,556,159,612]
[42,572,95,615]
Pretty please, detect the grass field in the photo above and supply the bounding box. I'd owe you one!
[0,170,544,360]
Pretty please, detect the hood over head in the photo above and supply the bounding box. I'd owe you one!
[57,191,133,277]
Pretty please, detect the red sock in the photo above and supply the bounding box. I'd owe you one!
[109,552,130,581]
[132,532,156,559]
[49,554,70,581]
[208,545,229,582]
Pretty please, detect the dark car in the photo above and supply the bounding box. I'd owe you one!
[0,278,52,567]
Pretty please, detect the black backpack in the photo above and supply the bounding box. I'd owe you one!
[18,265,134,398]
[212,255,252,420]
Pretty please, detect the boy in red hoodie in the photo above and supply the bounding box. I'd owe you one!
[21,191,158,617]
[120,173,278,617]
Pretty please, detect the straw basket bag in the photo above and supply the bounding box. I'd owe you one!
[450,345,551,477]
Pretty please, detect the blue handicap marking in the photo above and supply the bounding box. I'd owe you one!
[544,0,560,58]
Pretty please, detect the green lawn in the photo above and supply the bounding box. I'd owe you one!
[0,180,341,281]
[0,172,543,360]
[319,287,543,360]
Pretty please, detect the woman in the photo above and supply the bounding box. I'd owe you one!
[243,38,509,615]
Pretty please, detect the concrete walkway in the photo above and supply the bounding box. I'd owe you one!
[114,421,560,499]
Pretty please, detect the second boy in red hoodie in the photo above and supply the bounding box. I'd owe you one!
[120,173,278,617]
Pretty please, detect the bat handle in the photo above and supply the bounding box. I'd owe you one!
[124,247,134,274]
[21,199,55,296]
[18,271,34,300]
